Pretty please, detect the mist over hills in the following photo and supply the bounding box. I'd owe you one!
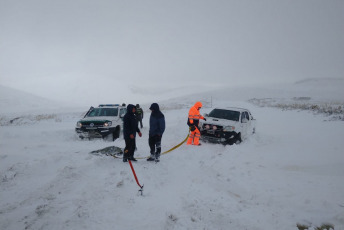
[1,77,343,115]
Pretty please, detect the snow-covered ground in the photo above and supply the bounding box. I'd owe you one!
[1,79,344,230]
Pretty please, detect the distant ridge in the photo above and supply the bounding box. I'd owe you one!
[294,77,344,85]
[0,85,61,114]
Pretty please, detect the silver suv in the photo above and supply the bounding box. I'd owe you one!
[200,107,256,145]
[75,104,127,141]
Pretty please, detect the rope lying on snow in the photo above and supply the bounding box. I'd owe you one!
[110,134,190,160]
[89,134,190,195]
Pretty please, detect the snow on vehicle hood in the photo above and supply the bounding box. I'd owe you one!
[81,116,118,122]
[203,117,239,127]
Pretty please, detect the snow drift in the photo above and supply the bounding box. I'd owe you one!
[1,79,343,230]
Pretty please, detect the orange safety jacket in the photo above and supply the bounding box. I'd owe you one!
[187,102,204,127]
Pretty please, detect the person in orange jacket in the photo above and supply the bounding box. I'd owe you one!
[187,101,206,145]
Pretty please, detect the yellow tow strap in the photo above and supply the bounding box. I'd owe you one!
[113,134,189,160]
[161,134,189,155]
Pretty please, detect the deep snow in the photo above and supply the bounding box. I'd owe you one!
[1,80,344,230]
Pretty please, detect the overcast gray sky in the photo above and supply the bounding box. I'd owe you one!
[1,0,343,105]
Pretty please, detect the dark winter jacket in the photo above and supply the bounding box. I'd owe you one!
[135,105,143,119]
[149,103,165,137]
[123,104,140,139]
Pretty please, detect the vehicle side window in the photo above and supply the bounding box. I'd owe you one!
[120,109,126,117]
[241,112,249,122]
[244,112,250,120]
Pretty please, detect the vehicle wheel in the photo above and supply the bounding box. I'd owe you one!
[235,133,242,145]
[113,127,120,141]
[103,133,114,142]
[227,138,235,145]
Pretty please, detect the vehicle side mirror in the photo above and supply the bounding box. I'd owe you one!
[204,113,209,117]
[120,114,124,118]
[242,118,248,123]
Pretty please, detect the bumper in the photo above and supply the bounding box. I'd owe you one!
[75,127,114,138]
[200,130,238,144]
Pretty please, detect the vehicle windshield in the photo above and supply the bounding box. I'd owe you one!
[86,108,118,117]
[208,109,240,121]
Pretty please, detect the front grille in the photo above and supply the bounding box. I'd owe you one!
[81,121,104,127]
[202,124,223,131]
[201,124,223,138]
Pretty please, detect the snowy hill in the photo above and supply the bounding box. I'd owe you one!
[0,80,344,230]
[0,85,65,114]
[157,78,344,121]
[0,85,86,126]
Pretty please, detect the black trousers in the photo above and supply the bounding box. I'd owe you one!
[149,135,162,156]
[137,117,143,128]
[124,138,136,159]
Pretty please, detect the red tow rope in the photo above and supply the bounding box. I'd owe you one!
[128,160,144,195]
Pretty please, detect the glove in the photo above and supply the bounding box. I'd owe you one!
[204,117,207,121]
[190,125,196,131]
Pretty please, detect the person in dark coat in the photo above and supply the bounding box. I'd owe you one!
[147,103,165,162]
[123,104,142,162]
[135,104,144,128]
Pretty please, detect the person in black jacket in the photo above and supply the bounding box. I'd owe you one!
[123,104,142,162]
[135,104,144,128]
[147,103,165,162]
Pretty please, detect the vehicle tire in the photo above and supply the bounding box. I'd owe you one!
[113,126,120,141]
[235,133,242,145]
[104,133,114,142]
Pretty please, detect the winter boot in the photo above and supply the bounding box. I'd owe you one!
[123,150,129,162]
[147,154,155,161]
[129,157,137,161]
[155,153,160,162]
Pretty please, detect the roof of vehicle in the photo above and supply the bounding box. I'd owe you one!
[98,104,126,108]
[212,107,250,113]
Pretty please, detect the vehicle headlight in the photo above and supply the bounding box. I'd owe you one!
[104,121,112,127]
[223,126,235,132]
[76,121,82,128]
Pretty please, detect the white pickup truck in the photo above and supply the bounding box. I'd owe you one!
[199,107,256,145]
[75,104,127,141]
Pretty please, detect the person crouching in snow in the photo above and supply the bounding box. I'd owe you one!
[187,101,206,146]
[123,104,142,162]
[147,103,165,162]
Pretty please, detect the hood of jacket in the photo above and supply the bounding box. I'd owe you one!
[149,103,160,111]
[194,101,203,109]
[150,103,164,118]
[127,104,135,114]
